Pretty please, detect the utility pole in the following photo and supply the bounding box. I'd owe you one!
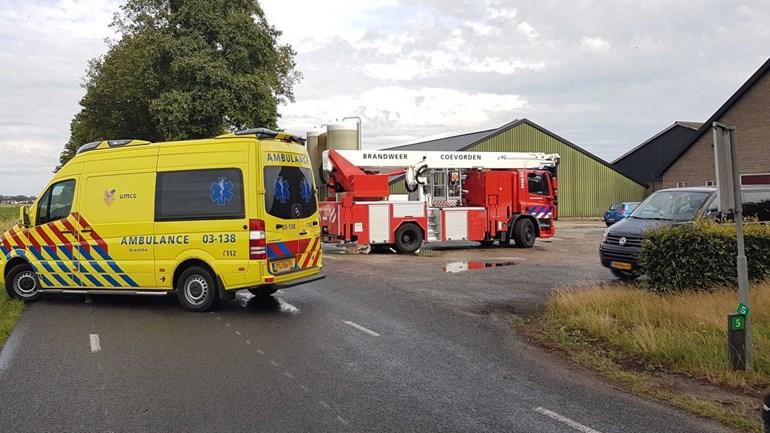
[713,122,751,370]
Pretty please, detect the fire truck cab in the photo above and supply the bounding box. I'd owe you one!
[319,149,559,253]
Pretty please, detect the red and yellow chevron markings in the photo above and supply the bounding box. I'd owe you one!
[298,236,322,270]
[1,213,138,289]
[265,236,322,273]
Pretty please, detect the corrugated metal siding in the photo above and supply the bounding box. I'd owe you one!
[468,123,646,217]
[390,179,408,194]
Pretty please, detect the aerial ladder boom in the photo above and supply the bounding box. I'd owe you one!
[322,149,559,198]
[323,149,559,172]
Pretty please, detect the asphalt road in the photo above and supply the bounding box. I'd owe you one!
[0,224,734,433]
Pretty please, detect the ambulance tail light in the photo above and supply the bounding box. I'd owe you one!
[249,219,266,260]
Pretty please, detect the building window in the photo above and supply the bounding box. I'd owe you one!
[676,181,686,188]
[741,173,770,186]
[706,180,715,187]
[155,168,245,221]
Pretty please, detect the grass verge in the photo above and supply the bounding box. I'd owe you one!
[519,282,770,432]
[0,210,23,348]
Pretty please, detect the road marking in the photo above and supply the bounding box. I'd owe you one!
[89,334,101,353]
[283,371,294,379]
[225,322,231,328]
[322,255,340,260]
[216,316,222,320]
[319,400,331,409]
[235,330,241,336]
[300,384,309,392]
[533,407,602,433]
[257,349,265,355]
[245,339,251,345]
[336,415,350,425]
[343,320,381,337]
[270,360,279,367]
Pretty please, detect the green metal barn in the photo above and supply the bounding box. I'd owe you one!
[388,119,646,217]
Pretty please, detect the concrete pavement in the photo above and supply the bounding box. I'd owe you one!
[0,226,734,433]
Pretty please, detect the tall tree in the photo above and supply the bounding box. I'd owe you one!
[58,0,300,169]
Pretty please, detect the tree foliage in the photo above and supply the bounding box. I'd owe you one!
[58,0,300,169]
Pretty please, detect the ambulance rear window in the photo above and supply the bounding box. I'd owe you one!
[155,168,245,221]
[264,166,317,220]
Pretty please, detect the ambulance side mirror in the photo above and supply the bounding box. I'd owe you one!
[19,206,30,228]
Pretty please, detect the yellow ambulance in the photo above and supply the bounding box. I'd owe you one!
[1,129,323,311]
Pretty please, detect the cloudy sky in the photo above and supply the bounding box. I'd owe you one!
[1,0,769,195]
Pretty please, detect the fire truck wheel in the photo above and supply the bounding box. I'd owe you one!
[395,223,423,254]
[177,266,217,312]
[513,218,536,248]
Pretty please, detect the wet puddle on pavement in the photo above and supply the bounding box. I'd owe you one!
[442,261,516,273]
[235,291,301,315]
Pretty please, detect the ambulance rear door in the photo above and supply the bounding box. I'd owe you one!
[261,148,321,276]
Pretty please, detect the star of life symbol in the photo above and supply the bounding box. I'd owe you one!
[210,177,234,206]
[300,177,313,203]
[275,176,291,204]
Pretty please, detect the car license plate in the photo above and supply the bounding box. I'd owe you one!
[271,259,295,274]
[610,261,632,270]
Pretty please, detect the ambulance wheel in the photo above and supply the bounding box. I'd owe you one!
[513,219,536,248]
[6,263,42,301]
[395,223,423,254]
[177,266,217,312]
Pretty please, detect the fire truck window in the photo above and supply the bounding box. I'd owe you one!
[528,173,550,196]
[431,170,447,200]
[155,168,244,221]
[264,166,317,220]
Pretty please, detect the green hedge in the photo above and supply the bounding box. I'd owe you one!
[640,220,770,292]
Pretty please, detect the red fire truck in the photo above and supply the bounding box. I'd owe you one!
[319,149,560,253]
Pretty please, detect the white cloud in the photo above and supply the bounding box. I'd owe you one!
[581,36,611,51]
[362,58,425,81]
[278,86,527,147]
[516,22,538,40]
[489,7,517,20]
[259,0,398,51]
[466,58,545,74]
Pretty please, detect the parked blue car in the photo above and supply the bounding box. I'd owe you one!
[603,202,640,226]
